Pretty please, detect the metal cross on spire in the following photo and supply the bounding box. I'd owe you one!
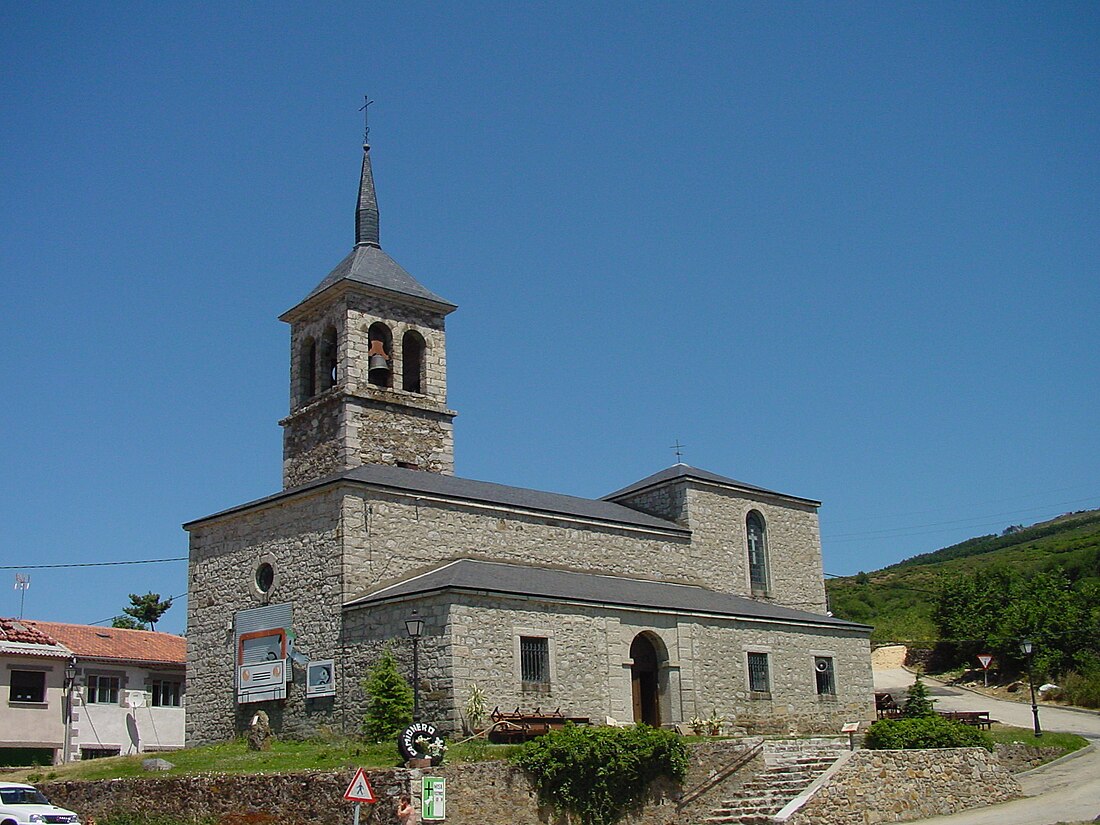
[359,95,374,144]
[671,440,686,463]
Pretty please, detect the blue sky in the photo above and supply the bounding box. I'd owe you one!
[2,3,1097,635]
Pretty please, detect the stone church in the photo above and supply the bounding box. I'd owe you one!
[184,137,873,744]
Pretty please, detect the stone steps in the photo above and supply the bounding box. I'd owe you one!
[700,740,845,825]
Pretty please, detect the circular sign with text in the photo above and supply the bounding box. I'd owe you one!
[398,722,446,765]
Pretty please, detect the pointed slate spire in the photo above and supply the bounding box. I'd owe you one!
[355,144,380,248]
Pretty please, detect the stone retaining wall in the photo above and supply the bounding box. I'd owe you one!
[780,747,1022,825]
[42,745,1022,825]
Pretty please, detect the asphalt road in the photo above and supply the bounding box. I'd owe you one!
[873,667,1100,824]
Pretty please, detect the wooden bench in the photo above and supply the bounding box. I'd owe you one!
[875,692,902,719]
[487,706,591,743]
[938,710,992,729]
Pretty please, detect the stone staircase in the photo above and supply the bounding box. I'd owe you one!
[701,738,847,825]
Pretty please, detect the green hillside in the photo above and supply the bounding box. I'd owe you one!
[826,508,1100,643]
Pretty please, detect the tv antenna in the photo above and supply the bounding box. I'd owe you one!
[670,440,686,463]
[14,573,30,618]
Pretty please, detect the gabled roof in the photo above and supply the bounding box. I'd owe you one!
[345,559,869,631]
[0,618,71,658]
[29,621,185,667]
[186,463,689,536]
[604,463,821,507]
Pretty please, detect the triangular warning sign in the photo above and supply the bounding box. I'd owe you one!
[344,767,376,803]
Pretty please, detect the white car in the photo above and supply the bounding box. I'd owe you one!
[0,783,80,825]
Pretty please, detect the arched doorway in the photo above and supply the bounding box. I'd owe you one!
[630,634,661,727]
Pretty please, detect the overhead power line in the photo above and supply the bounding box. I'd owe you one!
[0,557,187,570]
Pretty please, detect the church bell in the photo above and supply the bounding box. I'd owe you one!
[367,339,391,382]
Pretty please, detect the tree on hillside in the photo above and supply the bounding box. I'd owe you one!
[111,615,145,630]
[122,592,174,631]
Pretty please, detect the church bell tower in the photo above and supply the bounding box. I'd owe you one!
[278,139,457,489]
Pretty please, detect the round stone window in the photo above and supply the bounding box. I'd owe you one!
[255,562,275,594]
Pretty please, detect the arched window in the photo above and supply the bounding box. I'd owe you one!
[746,511,768,593]
[299,337,317,403]
[367,322,393,388]
[319,326,338,391]
[402,330,425,394]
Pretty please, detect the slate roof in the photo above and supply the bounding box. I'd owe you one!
[0,618,71,657]
[31,621,185,667]
[186,463,689,535]
[345,559,869,630]
[604,463,821,507]
[285,144,455,315]
[299,244,456,311]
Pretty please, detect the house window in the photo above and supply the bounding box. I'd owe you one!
[81,747,120,760]
[87,674,120,704]
[747,652,770,695]
[746,511,769,592]
[815,657,836,696]
[520,637,550,684]
[152,680,182,707]
[9,670,46,703]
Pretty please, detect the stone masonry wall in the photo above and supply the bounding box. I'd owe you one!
[685,485,827,613]
[690,621,874,734]
[185,488,344,745]
[42,744,1017,825]
[341,489,699,609]
[342,593,874,737]
[610,480,827,611]
[283,289,454,487]
[351,398,454,474]
[782,747,1021,825]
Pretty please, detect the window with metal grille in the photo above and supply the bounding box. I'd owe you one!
[746,512,768,592]
[815,657,836,695]
[9,670,46,703]
[747,652,770,694]
[520,636,549,684]
[87,674,120,704]
[152,680,182,707]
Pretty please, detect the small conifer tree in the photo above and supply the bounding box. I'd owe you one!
[901,674,937,718]
[362,647,414,743]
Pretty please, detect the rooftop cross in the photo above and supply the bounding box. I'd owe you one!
[359,95,374,144]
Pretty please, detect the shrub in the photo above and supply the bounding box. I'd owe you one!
[865,717,993,751]
[1059,670,1100,708]
[361,647,413,743]
[514,724,688,825]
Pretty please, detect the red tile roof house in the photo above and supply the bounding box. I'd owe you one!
[0,619,186,765]
[0,618,71,766]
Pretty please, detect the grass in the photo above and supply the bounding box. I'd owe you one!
[0,737,522,784]
[986,724,1088,756]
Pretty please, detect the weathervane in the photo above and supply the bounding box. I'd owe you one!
[359,95,374,144]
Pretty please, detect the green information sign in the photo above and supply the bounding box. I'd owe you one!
[422,776,446,821]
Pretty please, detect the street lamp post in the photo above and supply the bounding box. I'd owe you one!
[63,658,77,763]
[405,611,424,722]
[1019,640,1042,738]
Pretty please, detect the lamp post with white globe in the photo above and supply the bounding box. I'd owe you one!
[1019,639,1042,738]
